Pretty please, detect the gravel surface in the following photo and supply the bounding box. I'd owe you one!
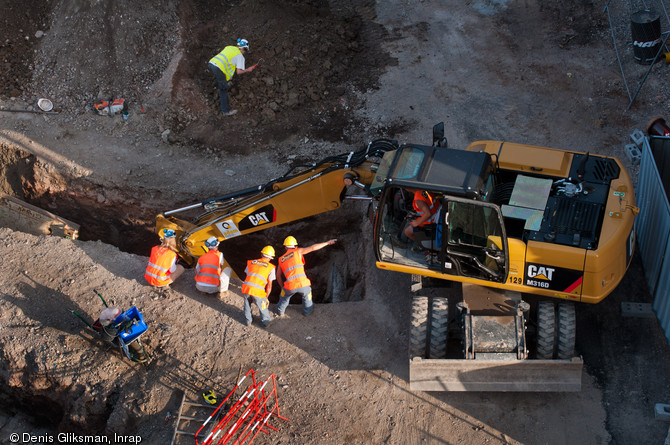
[1,1,670,444]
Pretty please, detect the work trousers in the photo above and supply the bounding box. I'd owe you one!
[244,295,272,325]
[195,267,232,294]
[277,285,313,316]
[208,63,231,114]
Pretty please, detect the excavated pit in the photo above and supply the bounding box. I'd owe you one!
[0,0,390,435]
[0,141,372,436]
[0,140,369,305]
[0,140,158,254]
[214,205,371,305]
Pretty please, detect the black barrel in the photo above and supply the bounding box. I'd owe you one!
[631,10,662,64]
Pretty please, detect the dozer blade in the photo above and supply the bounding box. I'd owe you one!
[409,356,583,392]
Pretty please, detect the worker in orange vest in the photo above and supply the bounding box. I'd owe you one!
[144,229,185,287]
[241,246,276,327]
[195,237,232,297]
[403,190,440,242]
[276,236,336,317]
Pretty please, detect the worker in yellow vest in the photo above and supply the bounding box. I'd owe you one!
[144,229,185,287]
[195,237,232,297]
[241,246,276,327]
[276,236,337,317]
[208,38,256,117]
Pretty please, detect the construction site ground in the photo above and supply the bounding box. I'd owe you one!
[1,0,670,444]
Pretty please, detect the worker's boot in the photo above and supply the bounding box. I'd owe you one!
[390,235,410,248]
[222,109,238,117]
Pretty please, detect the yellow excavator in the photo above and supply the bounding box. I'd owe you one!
[156,123,637,391]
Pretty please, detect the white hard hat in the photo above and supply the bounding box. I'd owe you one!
[205,237,219,248]
[237,38,249,50]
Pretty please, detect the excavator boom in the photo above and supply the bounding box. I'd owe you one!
[156,140,398,267]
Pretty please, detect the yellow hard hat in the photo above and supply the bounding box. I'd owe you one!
[283,236,298,248]
[261,245,275,258]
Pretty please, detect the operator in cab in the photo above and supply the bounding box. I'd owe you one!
[403,190,440,246]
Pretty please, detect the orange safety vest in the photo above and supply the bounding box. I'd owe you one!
[195,250,222,287]
[241,258,275,298]
[413,191,440,227]
[145,246,177,286]
[279,249,311,290]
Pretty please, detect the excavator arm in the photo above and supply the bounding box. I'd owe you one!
[156,140,398,269]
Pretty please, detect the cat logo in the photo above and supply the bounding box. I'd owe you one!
[239,205,277,231]
[248,211,270,226]
[527,265,555,281]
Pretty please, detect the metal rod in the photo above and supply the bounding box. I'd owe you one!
[94,290,108,308]
[605,2,632,101]
[71,310,92,329]
[175,431,196,436]
[343,195,373,201]
[0,108,59,114]
[170,392,187,445]
[178,415,207,421]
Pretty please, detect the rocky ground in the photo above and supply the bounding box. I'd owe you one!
[1,0,670,444]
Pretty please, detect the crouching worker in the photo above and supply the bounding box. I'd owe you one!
[241,246,276,327]
[195,237,232,297]
[145,229,185,287]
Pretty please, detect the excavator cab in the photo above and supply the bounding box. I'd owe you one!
[372,142,509,283]
[374,189,509,283]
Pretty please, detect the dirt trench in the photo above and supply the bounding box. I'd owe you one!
[0,139,368,305]
[0,140,158,254]
[0,141,372,436]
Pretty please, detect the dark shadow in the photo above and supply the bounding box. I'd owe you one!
[11,273,92,335]
[78,241,150,283]
[577,251,670,445]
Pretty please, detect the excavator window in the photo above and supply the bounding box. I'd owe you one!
[370,150,396,196]
[371,147,425,197]
[443,198,507,282]
[393,147,424,179]
[374,185,508,283]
